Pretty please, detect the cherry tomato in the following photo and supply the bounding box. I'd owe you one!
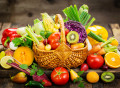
[51,67,69,85]
[80,63,89,71]
[65,29,69,36]
[87,54,104,69]
[48,32,60,50]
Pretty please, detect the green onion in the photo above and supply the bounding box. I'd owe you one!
[85,17,95,29]
[101,37,115,47]
[78,4,88,15]
[73,5,80,22]
[26,25,39,45]
[83,15,91,25]
[63,4,95,29]
[104,45,117,53]
[88,31,106,42]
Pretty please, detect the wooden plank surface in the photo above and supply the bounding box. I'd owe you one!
[0,78,28,88]
[110,24,120,45]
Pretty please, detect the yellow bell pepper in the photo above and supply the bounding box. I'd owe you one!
[86,25,108,46]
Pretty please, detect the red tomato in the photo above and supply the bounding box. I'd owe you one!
[51,42,60,50]
[65,29,69,36]
[87,54,104,69]
[80,63,89,71]
[48,32,60,50]
[51,67,69,85]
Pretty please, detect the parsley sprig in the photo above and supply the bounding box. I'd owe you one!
[12,35,33,48]
[73,71,85,88]
[19,63,44,76]
[30,63,44,76]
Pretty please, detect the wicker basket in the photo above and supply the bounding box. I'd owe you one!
[33,14,88,69]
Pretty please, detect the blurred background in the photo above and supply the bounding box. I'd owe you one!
[0,0,120,25]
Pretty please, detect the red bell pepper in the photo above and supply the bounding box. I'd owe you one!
[1,28,21,47]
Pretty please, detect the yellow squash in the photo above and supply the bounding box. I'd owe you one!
[86,25,108,46]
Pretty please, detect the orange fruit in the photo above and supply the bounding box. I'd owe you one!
[105,52,120,68]
[110,38,119,46]
[13,46,34,66]
[86,71,99,83]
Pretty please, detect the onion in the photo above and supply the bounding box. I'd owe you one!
[86,38,92,51]
[10,42,18,50]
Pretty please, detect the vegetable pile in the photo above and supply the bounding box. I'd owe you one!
[0,4,120,88]
[65,20,87,43]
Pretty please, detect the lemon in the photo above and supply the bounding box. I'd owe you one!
[0,56,14,69]
[86,71,99,83]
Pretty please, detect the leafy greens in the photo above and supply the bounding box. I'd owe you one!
[63,4,95,29]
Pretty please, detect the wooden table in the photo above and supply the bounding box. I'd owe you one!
[0,23,120,88]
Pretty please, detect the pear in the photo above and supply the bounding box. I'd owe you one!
[11,72,27,83]
[70,69,79,81]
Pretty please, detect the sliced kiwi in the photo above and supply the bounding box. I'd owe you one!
[66,31,79,44]
[101,72,115,83]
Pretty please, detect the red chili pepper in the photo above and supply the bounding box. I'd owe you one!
[1,28,21,47]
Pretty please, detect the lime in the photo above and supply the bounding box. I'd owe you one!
[0,56,14,69]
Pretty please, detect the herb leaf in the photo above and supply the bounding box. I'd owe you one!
[73,79,77,83]
[22,35,33,48]
[37,69,44,76]
[73,71,85,87]
[7,59,13,63]
[78,82,84,87]
[30,69,36,76]
[40,30,52,39]
[19,64,28,70]
[77,77,83,81]
[78,71,84,76]
[12,35,33,48]
[31,63,38,70]
[45,31,52,38]
[12,38,23,46]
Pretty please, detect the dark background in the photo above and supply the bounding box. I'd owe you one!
[0,0,120,25]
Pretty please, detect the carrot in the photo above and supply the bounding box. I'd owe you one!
[92,42,103,47]
[97,48,106,55]
[88,42,102,55]
[88,37,115,55]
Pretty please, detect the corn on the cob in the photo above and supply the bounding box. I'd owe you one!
[41,13,55,32]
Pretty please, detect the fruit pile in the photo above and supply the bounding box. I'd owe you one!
[0,4,120,88]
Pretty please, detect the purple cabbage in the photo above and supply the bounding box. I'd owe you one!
[65,20,87,43]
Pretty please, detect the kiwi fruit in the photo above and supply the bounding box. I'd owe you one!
[66,31,79,44]
[101,72,115,83]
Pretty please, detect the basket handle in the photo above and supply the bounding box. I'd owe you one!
[55,14,66,43]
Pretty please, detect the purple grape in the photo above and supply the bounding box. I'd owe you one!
[102,65,108,71]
